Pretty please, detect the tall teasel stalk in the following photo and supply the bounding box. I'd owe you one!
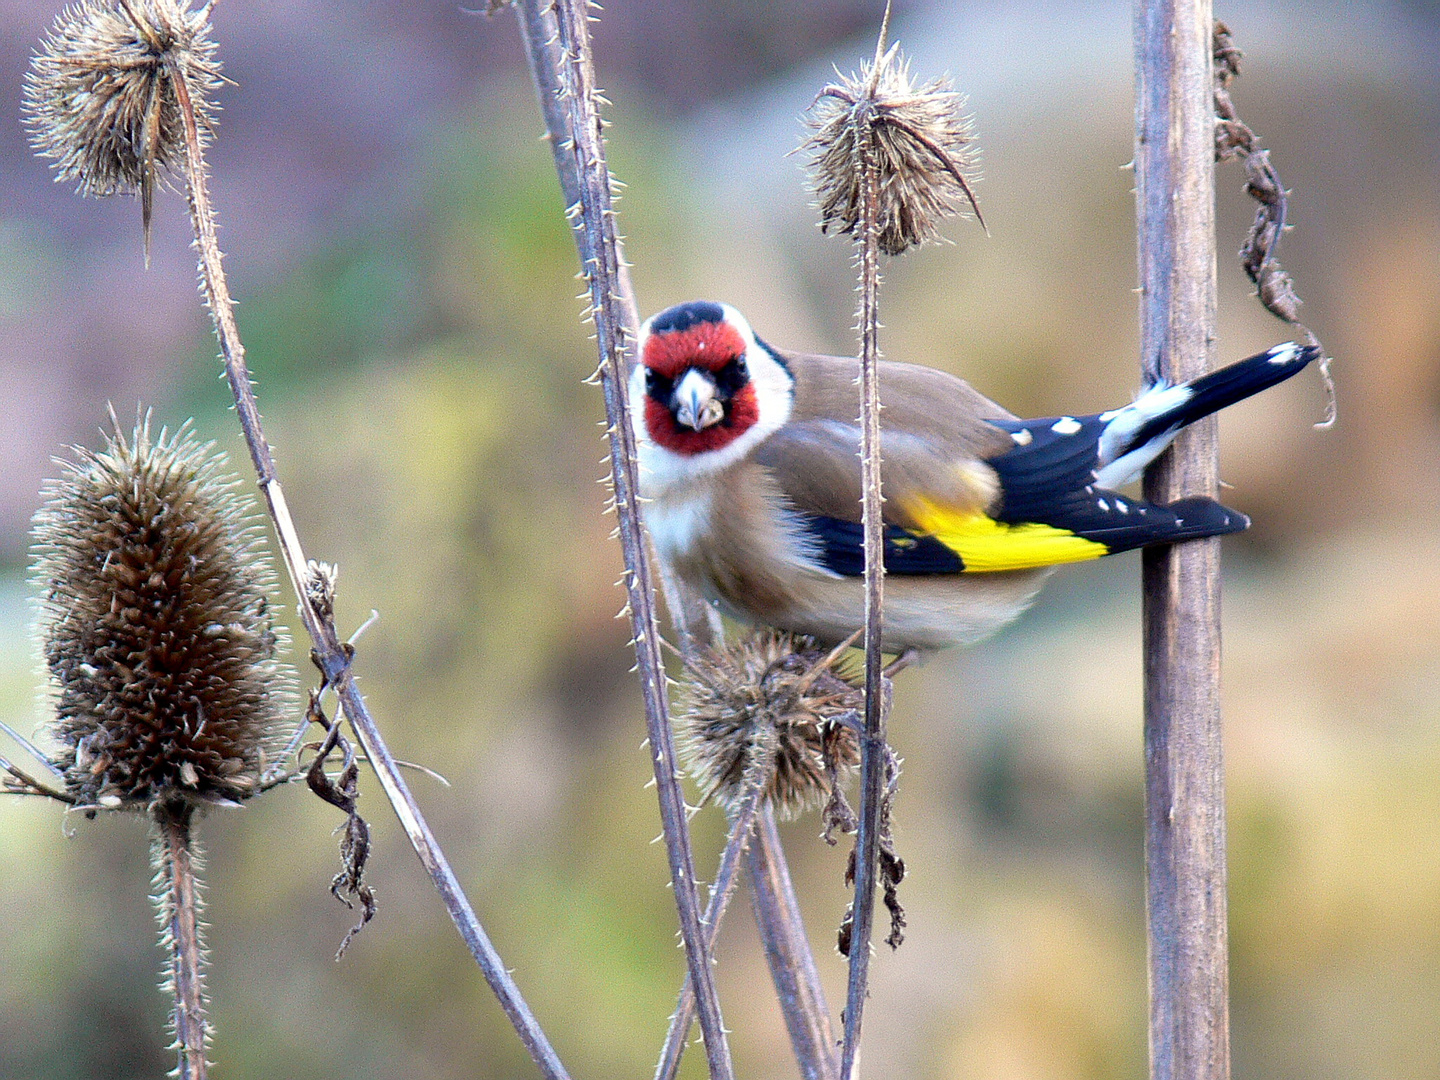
[509,4,851,1076]
[658,632,863,1080]
[803,6,982,1076]
[25,417,296,1080]
[511,0,737,1076]
[22,3,571,1078]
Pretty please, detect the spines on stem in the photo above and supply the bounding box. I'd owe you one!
[802,9,979,1075]
[152,801,210,1079]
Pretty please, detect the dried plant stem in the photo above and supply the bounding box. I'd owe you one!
[1135,2,1231,1079]
[840,59,891,1080]
[749,803,840,1080]
[514,0,638,350]
[153,803,208,1080]
[1,735,74,801]
[655,790,763,1080]
[517,3,826,1074]
[529,2,733,1076]
[513,0,718,657]
[656,800,841,1080]
[166,60,571,1080]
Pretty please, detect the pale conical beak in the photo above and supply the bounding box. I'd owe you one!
[672,368,725,431]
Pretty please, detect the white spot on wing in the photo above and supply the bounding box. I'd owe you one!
[1117,500,1129,513]
[1051,416,1082,435]
[1011,428,1033,446]
[1267,342,1300,365]
[1097,498,1109,511]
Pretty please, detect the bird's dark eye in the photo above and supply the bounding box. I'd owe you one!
[645,369,673,402]
[714,355,748,395]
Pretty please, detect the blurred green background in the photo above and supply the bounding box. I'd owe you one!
[2,1,1438,1077]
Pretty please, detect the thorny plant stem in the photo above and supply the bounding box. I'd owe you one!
[655,797,841,1080]
[513,0,717,659]
[514,0,639,357]
[167,60,572,1080]
[841,60,891,1080]
[537,2,734,1077]
[655,790,764,1080]
[154,804,207,1080]
[514,3,826,1073]
[749,803,841,1080]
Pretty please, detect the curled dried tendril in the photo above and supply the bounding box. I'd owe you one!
[1214,19,1335,428]
[836,738,905,955]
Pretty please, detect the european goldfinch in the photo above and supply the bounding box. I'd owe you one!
[631,300,1318,651]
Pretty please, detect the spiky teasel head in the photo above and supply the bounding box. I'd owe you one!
[803,11,982,256]
[32,413,294,812]
[675,631,862,820]
[23,0,220,257]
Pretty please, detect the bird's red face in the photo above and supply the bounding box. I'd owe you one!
[639,304,761,457]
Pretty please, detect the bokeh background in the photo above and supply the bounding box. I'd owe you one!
[2,0,1438,1077]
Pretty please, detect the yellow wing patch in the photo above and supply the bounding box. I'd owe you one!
[903,496,1108,572]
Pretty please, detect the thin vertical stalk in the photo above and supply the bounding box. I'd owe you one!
[513,0,716,658]
[514,4,826,1075]
[154,804,207,1080]
[514,0,639,355]
[841,78,889,1080]
[1134,2,1231,1079]
[167,60,571,1080]
[655,792,762,1080]
[749,803,841,1080]
[654,798,840,1080]
[539,2,734,1075]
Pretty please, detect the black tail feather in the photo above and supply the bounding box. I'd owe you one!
[1161,496,1251,540]
[1130,343,1320,449]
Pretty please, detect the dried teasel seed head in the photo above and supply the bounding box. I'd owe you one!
[31,413,295,811]
[675,631,862,819]
[803,25,982,256]
[23,0,221,256]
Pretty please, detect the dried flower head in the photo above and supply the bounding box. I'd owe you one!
[23,0,221,255]
[32,413,294,811]
[804,28,982,256]
[675,631,862,819]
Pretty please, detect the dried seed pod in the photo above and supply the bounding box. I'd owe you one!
[23,0,221,254]
[674,631,862,819]
[804,38,982,256]
[32,414,294,811]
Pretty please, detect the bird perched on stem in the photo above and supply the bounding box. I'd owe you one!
[632,300,1318,652]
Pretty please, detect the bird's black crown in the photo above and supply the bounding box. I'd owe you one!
[648,300,726,335]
